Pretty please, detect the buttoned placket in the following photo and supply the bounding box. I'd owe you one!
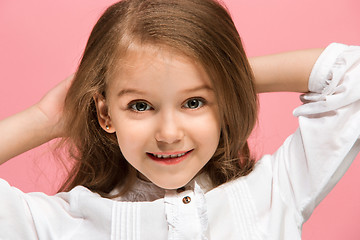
[164,181,209,240]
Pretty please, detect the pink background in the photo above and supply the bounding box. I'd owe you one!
[0,0,359,238]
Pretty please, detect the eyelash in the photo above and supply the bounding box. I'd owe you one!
[182,97,207,109]
[127,100,153,112]
[127,97,207,113]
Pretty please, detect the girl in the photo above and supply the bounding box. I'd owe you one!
[1,0,359,239]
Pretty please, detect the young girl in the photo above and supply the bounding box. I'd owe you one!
[1,0,359,239]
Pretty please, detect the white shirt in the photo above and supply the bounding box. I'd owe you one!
[1,43,360,240]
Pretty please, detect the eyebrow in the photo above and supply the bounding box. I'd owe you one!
[117,85,213,98]
[117,89,146,98]
[180,85,213,93]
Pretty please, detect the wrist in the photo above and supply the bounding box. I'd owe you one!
[30,105,61,141]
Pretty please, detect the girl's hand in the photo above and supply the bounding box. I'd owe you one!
[34,74,73,138]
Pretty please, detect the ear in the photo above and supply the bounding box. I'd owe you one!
[93,93,116,133]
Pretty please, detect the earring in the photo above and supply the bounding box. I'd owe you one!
[105,125,110,130]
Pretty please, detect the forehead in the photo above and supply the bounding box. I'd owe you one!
[108,45,212,91]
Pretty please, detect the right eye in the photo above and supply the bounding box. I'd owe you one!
[129,101,152,112]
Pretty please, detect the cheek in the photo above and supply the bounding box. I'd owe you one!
[112,117,153,157]
[190,112,221,150]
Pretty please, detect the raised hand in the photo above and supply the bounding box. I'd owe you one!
[34,74,73,138]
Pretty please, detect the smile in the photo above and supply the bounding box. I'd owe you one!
[146,150,193,165]
[152,152,186,159]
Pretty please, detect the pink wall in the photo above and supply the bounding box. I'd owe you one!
[0,0,359,238]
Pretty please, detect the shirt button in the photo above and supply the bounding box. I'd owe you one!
[182,196,191,204]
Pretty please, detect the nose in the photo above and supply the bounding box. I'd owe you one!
[155,111,184,144]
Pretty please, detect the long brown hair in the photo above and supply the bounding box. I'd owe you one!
[59,0,258,197]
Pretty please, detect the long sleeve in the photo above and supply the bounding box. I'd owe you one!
[0,179,38,239]
[274,43,360,221]
[0,179,114,239]
[235,43,360,239]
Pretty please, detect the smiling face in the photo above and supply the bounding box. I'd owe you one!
[95,47,221,189]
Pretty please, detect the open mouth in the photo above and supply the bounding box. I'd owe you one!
[146,150,193,164]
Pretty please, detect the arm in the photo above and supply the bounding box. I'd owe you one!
[250,48,324,93]
[268,43,360,220]
[0,75,73,165]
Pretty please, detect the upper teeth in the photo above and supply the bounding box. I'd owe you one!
[153,152,186,159]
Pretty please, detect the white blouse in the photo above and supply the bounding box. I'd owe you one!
[1,43,360,240]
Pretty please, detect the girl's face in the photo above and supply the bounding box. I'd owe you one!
[100,47,221,189]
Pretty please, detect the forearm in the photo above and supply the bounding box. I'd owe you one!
[0,106,56,165]
[250,48,324,93]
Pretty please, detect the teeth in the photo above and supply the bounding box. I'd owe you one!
[153,152,187,159]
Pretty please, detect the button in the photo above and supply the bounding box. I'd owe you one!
[176,187,186,193]
[182,196,191,204]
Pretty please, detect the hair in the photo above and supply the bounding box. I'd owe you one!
[58,0,258,198]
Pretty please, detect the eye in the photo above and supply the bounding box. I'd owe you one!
[183,98,205,109]
[129,101,152,112]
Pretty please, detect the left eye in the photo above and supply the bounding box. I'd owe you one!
[130,101,152,112]
[184,98,205,109]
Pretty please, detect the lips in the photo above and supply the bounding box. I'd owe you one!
[146,150,193,165]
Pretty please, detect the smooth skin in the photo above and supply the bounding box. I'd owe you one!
[251,48,323,93]
[0,48,323,167]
